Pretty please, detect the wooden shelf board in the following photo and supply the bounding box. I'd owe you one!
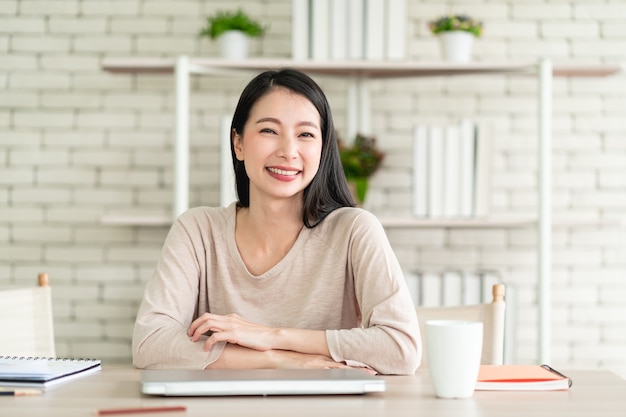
[101,58,623,78]
[100,214,172,226]
[379,217,536,229]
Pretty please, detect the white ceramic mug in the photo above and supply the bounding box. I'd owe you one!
[426,320,483,399]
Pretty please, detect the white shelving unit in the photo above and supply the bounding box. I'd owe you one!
[101,56,622,364]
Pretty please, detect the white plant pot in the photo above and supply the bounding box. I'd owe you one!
[438,31,475,63]
[218,30,250,60]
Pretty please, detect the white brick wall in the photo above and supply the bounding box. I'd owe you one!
[1,0,625,377]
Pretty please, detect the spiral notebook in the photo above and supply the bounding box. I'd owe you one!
[0,356,101,389]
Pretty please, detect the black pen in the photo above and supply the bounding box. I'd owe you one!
[541,364,573,387]
[541,364,567,378]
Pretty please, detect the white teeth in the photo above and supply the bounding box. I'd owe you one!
[267,167,298,176]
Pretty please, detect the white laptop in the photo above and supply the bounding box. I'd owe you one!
[140,368,386,396]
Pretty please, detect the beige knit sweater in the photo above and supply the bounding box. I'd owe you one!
[132,204,421,375]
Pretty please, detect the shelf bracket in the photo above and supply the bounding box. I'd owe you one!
[538,58,553,364]
[174,55,190,219]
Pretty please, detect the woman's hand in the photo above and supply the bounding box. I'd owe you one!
[192,317,377,374]
[269,350,353,370]
[189,313,333,358]
[204,343,358,371]
[188,312,278,352]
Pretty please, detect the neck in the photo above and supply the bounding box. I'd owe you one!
[237,199,304,247]
[234,201,305,275]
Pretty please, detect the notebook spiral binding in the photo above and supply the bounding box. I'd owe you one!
[0,356,98,361]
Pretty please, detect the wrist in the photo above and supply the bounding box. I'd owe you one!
[264,348,283,368]
[273,327,289,350]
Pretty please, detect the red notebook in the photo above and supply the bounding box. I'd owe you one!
[476,364,572,391]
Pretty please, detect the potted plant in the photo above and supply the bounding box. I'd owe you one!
[339,133,385,205]
[198,8,268,60]
[428,14,483,62]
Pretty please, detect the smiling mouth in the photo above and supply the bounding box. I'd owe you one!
[267,167,300,176]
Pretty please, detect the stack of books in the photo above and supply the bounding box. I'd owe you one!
[412,119,492,219]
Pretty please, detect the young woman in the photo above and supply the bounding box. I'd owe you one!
[132,69,420,375]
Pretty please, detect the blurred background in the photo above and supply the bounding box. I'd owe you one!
[1,0,625,377]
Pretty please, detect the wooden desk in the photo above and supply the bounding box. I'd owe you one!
[2,367,625,417]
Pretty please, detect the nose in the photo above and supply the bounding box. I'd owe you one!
[277,134,298,160]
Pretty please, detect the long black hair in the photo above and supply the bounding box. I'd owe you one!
[230,68,355,228]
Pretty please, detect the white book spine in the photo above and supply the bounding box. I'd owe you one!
[364,0,385,60]
[385,0,406,60]
[291,0,310,60]
[311,0,330,60]
[404,271,420,307]
[347,0,364,59]
[474,122,493,218]
[459,118,476,217]
[420,272,442,307]
[443,125,461,218]
[442,271,463,306]
[412,125,428,217]
[330,0,349,60]
[427,126,444,218]
[462,271,482,305]
[220,116,237,207]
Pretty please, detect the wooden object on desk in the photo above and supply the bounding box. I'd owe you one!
[0,273,56,357]
[416,283,506,368]
[38,272,49,287]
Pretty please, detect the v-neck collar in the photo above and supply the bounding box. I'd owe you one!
[226,203,308,280]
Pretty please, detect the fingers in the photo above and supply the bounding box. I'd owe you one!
[202,331,235,351]
[273,351,352,370]
[188,313,262,345]
[353,366,377,375]
[188,313,223,341]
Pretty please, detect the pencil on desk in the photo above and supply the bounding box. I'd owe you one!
[0,389,43,396]
[96,405,187,415]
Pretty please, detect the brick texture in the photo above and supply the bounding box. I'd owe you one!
[0,0,625,379]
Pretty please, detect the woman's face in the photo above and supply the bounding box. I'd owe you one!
[234,87,323,204]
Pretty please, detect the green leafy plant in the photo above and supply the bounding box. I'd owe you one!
[428,14,483,37]
[339,133,385,179]
[339,134,385,204]
[198,8,268,40]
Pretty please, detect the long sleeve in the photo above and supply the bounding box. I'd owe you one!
[324,210,421,375]
[132,209,226,369]
[132,205,421,374]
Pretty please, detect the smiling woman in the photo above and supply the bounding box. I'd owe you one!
[132,68,421,376]
[232,87,323,207]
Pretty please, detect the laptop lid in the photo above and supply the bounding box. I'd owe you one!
[140,368,386,396]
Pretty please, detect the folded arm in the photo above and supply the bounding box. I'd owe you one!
[189,312,329,355]
[188,312,367,371]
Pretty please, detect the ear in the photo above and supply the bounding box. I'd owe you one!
[233,129,244,161]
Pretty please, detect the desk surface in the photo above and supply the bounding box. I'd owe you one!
[2,367,625,417]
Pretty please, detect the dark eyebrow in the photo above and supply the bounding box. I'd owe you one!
[255,117,319,130]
